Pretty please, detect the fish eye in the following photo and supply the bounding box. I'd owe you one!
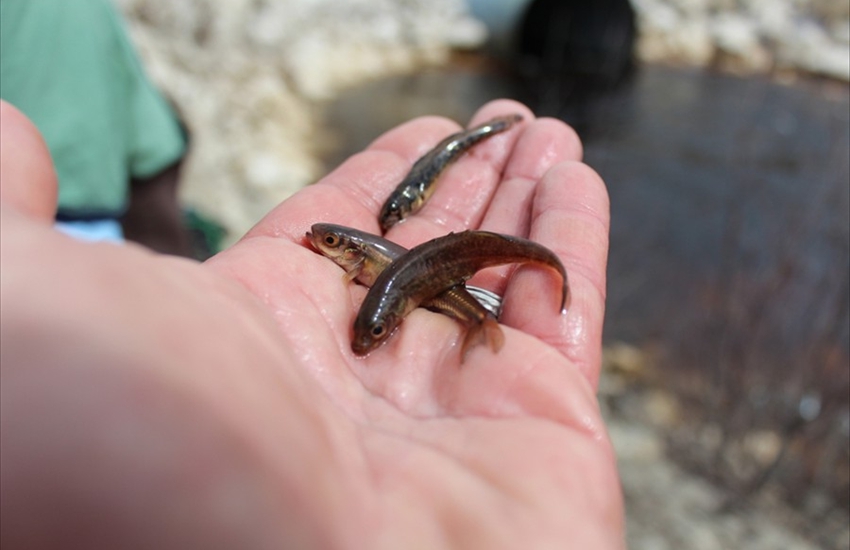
[370,323,387,338]
[324,233,340,247]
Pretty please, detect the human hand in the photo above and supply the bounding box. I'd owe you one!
[1,99,622,548]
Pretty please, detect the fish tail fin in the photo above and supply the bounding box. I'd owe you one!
[460,316,504,363]
[561,283,571,313]
[559,270,571,313]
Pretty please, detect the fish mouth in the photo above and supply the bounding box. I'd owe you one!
[351,324,385,355]
[350,337,373,356]
[379,216,401,233]
[305,231,323,251]
[378,205,403,231]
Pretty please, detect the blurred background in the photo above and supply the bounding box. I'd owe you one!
[113,0,847,548]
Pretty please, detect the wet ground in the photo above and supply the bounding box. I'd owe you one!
[322,60,850,549]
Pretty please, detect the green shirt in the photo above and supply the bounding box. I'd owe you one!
[1,0,186,216]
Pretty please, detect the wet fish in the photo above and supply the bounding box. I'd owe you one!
[307,223,504,358]
[307,223,405,287]
[351,230,570,356]
[307,223,502,315]
[378,114,523,232]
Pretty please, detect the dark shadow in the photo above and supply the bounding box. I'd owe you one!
[514,0,638,137]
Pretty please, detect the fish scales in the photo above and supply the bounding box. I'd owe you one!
[379,114,523,231]
[352,230,569,355]
[307,224,504,359]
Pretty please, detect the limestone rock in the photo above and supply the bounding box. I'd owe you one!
[114,0,481,243]
[631,0,850,81]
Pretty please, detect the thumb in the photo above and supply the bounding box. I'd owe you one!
[0,100,58,223]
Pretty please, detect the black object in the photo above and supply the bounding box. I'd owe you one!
[515,0,637,129]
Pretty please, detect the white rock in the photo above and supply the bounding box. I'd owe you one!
[118,0,479,242]
[711,12,760,57]
[634,0,682,33]
[675,0,709,17]
[675,18,715,65]
[779,18,850,80]
[745,0,795,39]
[629,0,849,81]
[445,16,489,50]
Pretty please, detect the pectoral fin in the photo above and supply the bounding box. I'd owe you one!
[460,316,504,363]
[343,257,365,282]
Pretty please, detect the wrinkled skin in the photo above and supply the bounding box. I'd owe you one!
[0,99,623,549]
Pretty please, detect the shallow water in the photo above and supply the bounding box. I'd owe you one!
[323,63,850,351]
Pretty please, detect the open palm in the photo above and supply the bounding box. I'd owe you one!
[1,99,622,548]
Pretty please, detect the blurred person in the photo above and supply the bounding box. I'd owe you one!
[1,98,624,548]
[0,0,193,256]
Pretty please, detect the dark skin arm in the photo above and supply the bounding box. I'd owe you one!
[122,158,194,257]
[1,99,622,549]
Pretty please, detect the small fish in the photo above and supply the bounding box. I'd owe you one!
[378,114,524,232]
[307,223,503,359]
[352,230,570,356]
[307,223,405,286]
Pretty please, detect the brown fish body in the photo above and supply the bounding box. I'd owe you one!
[307,224,504,357]
[379,114,523,232]
[352,230,570,355]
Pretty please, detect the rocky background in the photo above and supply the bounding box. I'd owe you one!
[116,0,486,243]
[634,0,849,80]
[114,1,849,548]
[116,0,849,244]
